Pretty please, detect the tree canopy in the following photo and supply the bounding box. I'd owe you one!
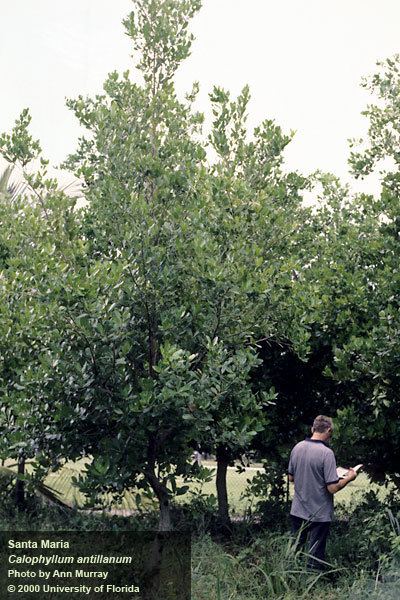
[0,1,399,528]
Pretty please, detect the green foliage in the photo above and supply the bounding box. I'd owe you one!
[56,0,309,526]
[123,0,202,88]
[349,54,400,186]
[0,465,70,509]
[196,341,265,457]
[192,532,345,600]
[3,0,400,531]
[0,109,41,167]
[0,107,84,501]
[243,462,289,510]
[326,56,400,486]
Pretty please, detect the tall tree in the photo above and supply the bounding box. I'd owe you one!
[0,0,312,527]
[195,84,311,523]
[0,111,83,506]
[331,55,400,487]
[61,0,310,526]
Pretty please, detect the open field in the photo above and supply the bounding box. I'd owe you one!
[39,459,387,514]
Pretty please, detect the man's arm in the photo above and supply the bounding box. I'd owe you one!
[327,468,357,494]
[288,474,294,482]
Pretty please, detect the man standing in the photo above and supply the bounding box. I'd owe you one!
[288,415,358,570]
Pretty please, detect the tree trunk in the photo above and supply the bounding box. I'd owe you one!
[146,469,172,531]
[15,454,26,510]
[216,447,231,528]
[158,496,172,532]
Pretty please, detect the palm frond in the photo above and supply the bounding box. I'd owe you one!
[0,166,27,201]
[7,180,27,200]
[35,480,73,509]
[0,166,13,194]
[0,465,73,509]
[0,465,19,480]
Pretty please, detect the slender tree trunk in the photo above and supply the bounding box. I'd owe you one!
[146,469,172,531]
[15,454,26,510]
[216,447,231,528]
[158,495,172,532]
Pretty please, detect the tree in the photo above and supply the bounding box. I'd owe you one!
[60,0,311,527]
[0,111,83,507]
[269,57,400,489]
[330,55,400,488]
[0,0,314,528]
[192,84,311,522]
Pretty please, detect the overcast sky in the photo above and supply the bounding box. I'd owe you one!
[1,0,399,193]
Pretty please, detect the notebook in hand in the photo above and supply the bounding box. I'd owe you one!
[337,464,363,479]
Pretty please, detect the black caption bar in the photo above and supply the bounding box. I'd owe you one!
[0,531,190,600]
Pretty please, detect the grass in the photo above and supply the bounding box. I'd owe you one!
[0,477,398,600]
[191,533,400,600]
[1,501,398,600]
[39,459,388,514]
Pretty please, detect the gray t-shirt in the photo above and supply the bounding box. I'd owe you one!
[288,438,339,522]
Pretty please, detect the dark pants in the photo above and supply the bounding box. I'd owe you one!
[290,515,330,570]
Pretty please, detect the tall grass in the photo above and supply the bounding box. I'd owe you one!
[192,533,339,600]
[0,486,398,600]
[191,505,400,600]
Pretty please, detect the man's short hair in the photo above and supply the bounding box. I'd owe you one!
[312,415,333,433]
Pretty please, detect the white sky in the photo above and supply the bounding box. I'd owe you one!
[1,0,399,193]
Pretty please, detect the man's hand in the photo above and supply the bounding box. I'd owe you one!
[327,467,359,494]
[346,468,357,482]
